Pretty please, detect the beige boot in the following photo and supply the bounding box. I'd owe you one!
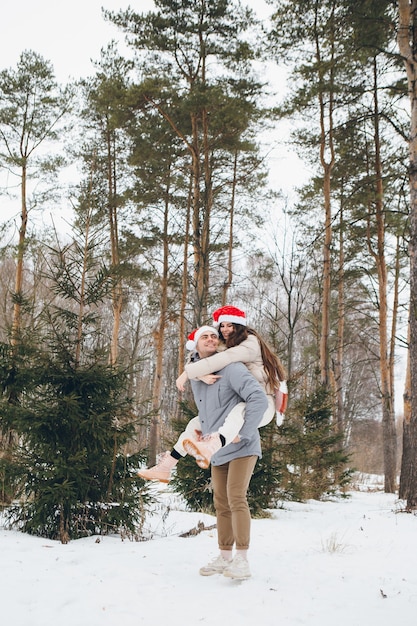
[182,433,222,469]
[137,451,178,483]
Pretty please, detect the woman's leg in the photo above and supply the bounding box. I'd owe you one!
[257,394,275,428]
[218,394,275,445]
[137,415,202,482]
[217,402,245,444]
[173,415,202,456]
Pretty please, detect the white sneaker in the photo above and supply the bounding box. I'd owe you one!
[199,554,232,576]
[223,554,251,580]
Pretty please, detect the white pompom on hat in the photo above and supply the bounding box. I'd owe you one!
[212,305,247,328]
[185,325,219,351]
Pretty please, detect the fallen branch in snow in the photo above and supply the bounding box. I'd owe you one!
[179,521,217,538]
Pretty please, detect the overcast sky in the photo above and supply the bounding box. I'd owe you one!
[1,1,272,82]
[1,1,148,82]
[0,1,305,220]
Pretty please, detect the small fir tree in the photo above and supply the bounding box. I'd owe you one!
[0,235,152,542]
[276,385,353,501]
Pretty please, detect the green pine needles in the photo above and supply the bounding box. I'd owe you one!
[276,385,353,501]
[0,235,153,543]
[0,337,151,542]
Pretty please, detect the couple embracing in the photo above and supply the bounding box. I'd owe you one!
[139,306,287,580]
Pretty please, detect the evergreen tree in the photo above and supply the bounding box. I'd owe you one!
[276,385,352,501]
[0,50,71,345]
[106,0,266,324]
[0,227,152,542]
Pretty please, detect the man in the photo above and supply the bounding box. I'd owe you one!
[183,325,268,580]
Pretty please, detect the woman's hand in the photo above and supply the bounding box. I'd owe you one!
[176,371,188,391]
[198,374,222,385]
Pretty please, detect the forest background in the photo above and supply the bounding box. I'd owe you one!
[1,0,416,542]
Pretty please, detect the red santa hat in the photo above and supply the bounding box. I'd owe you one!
[212,305,247,328]
[185,325,219,351]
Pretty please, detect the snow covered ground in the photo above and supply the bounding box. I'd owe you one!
[1,475,416,626]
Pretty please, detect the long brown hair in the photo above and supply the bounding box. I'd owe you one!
[219,323,287,388]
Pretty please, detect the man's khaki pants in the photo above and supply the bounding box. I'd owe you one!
[211,455,258,551]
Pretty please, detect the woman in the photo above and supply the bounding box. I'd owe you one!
[137,307,287,483]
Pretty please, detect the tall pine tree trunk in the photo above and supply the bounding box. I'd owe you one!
[148,177,171,466]
[222,150,238,305]
[397,0,417,507]
[371,57,397,493]
[11,161,28,348]
[106,128,123,496]
[335,198,345,436]
[190,112,205,325]
[400,323,412,501]
[315,2,336,387]
[320,160,334,387]
[178,176,193,378]
[107,128,122,368]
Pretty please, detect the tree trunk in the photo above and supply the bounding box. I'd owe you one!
[399,324,412,500]
[11,161,28,347]
[106,128,123,497]
[320,161,333,387]
[397,0,417,507]
[371,57,396,493]
[314,2,336,387]
[190,112,205,325]
[75,170,94,368]
[334,197,345,436]
[178,175,193,377]
[222,150,237,305]
[148,177,170,466]
[107,127,123,367]
[200,100,212,323]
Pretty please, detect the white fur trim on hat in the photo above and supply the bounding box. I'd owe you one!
[212,305,247,327]
[185,325,218,351]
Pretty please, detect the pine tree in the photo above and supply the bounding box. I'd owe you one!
[0,228,152,542]
[276,385,352,501]
[106,0,265,324]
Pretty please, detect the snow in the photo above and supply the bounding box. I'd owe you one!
[1,478,416,626]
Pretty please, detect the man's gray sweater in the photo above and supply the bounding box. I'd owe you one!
[190,361,268,466]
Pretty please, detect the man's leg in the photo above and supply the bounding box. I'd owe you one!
[221,455,257,580]
[199,462,233,576]
[227,455,257,550]
[211,462,234,551]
